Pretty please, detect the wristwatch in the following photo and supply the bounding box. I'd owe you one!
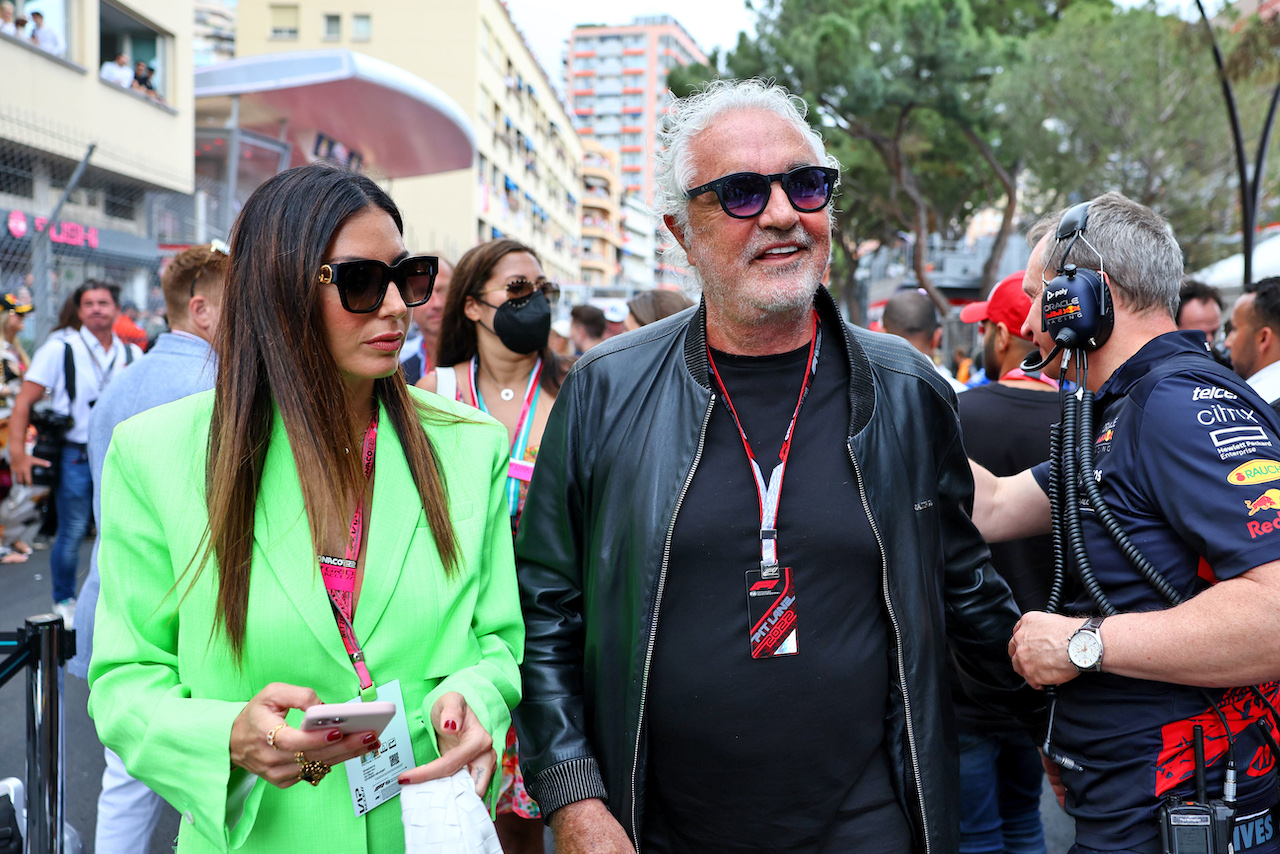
[1067,616,1105,672]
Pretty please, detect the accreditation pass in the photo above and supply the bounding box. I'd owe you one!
[343,679,416,817]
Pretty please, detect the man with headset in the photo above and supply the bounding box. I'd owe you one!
[973,191,1280,854]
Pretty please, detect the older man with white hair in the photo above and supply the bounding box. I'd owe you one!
[513,78,1040,854]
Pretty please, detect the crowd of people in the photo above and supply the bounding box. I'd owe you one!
[5,76,1280,854]
[0,2,64,56]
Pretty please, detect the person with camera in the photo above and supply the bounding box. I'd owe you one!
[8,281,141,624]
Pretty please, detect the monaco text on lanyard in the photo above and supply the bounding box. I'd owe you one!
[318,416,378,691]
[707,311,821,660]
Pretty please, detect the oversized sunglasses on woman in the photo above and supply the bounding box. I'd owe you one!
[318,254,438,313]
[685,165,838,219]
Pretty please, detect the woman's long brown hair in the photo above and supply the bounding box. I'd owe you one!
[201,162,459,659]
[436,238,569,395]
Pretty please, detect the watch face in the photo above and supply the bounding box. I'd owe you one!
[1068,630,1103,669]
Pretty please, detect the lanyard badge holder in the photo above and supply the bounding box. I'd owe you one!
[709,313,820,661]
[317,416,420,817]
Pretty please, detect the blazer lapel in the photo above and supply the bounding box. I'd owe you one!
[253,411,350,674]
[354,403,419,642]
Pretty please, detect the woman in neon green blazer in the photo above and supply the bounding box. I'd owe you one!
[88,163,523,852]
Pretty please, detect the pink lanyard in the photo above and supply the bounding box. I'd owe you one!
[998,367,1060,389]
[469,356,543,483]
[706,311,821,577]
[318,417,378,691]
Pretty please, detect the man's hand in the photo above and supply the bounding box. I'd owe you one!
[1008,611,1082,690]
[10,448,50,487]
[550,799,635,854]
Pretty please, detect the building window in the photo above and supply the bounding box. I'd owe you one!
[104,181,141,220]
[352,13,371,41]
[269,5,299,39]
[99,1,174,102]
[323,14,340,40]
[0,150,34,199]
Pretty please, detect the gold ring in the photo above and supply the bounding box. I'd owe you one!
[295,751,330,786]
[266,723,286,750]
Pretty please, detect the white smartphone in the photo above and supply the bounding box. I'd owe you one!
[300,701,396,736]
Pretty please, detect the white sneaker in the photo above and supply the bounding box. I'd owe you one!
[52,598,75,629]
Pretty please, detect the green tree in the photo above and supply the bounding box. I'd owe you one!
[993,3,1280,271]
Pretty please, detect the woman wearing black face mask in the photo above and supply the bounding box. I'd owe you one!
[417,238,568,851]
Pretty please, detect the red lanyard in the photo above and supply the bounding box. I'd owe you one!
[998,367,1059,389]
[706,312,821,578]
[318,416,378,691]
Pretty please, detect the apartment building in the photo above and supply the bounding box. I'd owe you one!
[566,15,706,204]
[194,0,236,66]
[579,139,621,287]
[235,0,582,281]
[0,0,194,335]
[621,194,656,291]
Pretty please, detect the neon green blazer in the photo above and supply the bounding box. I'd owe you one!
[88,388,523,852]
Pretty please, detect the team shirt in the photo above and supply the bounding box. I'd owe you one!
[1032,332,1280,852]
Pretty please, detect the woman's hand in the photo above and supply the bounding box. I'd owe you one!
[230,683,381,789]
[396,691,497,797]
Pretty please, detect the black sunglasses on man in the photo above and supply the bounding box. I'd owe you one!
[685,166,838,219]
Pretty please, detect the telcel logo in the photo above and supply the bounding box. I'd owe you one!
[1194,387,1238,401]
[1227,459,1280,486]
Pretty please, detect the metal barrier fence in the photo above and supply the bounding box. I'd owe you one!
[0,615,77,854]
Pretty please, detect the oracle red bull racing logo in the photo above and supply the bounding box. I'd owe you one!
[1246,489,1280,516]
[1246,488,1280,538]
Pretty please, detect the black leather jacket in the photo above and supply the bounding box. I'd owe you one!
[514,288,1044,853]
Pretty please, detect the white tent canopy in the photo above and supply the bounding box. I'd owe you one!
[195,50,475,178]
[1193,233,1280,290]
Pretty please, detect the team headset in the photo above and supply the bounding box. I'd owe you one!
[1024,202,1280,854]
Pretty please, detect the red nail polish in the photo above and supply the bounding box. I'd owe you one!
[397,776,409,785]
[362,732,377,744]
[444,719,458,732]
[327,730,342,742]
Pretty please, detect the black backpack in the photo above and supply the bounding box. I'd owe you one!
[0,793,20,854]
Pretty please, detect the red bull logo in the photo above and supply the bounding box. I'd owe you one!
[1246,489,1280,516]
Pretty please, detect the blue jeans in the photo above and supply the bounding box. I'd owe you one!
[959,729,1047,854]
[51,442,91,603]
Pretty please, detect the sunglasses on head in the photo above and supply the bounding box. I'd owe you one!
[317,254,438,313]
[685,166,838,219]
[479,278,560,305]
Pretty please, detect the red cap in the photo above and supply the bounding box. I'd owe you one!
[959,272,1033,341]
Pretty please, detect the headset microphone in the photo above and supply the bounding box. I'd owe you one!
[1021,344,1062,373]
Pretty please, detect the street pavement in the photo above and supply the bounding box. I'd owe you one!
[1,538,1072,853]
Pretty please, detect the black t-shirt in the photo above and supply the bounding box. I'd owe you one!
[642,321,912,853]
[954,380,1060,730]
[1030,332,1280,851]
[957,381,1059,614]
